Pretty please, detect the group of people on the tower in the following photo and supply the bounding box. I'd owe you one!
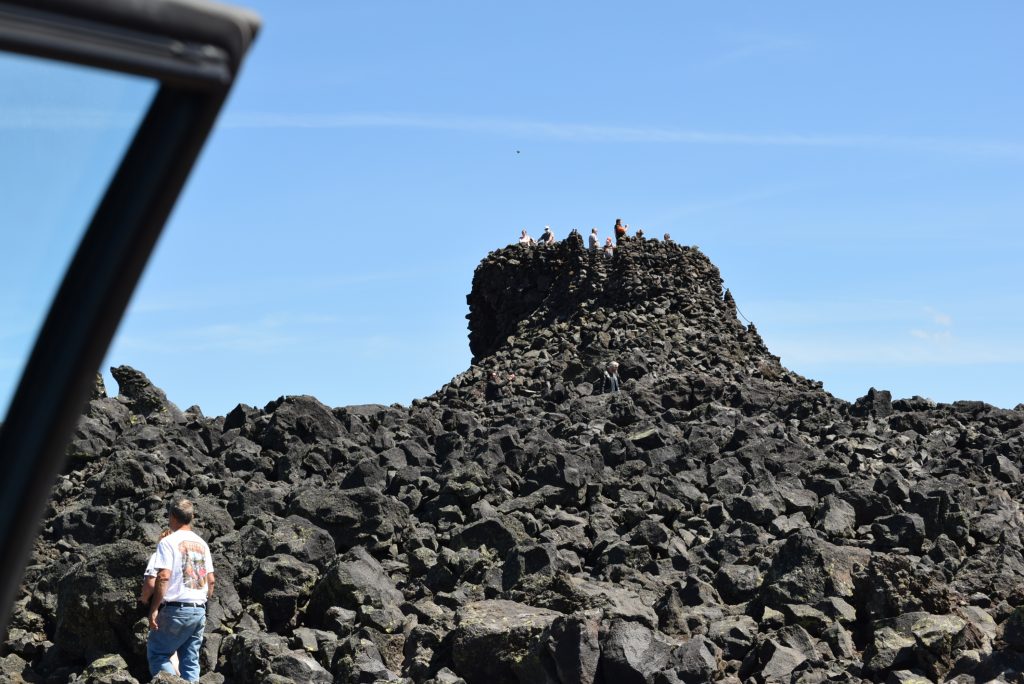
[518,219,671,258]
[497,219,656,403]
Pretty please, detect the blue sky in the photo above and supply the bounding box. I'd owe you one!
[4,2,1024,416]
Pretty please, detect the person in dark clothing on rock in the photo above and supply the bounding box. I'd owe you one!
[485,371,514,401]
[614,218,627,244]
[603,361,620,393]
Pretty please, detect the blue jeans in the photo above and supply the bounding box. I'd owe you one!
[147,604,206,681]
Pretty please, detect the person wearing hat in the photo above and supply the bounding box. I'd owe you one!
[603,361,620,393]
[539,225,555,245]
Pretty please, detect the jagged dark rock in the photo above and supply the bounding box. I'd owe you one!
[7,238,1024,682]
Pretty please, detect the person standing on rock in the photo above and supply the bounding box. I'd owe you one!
[614,218,627,244]
[139,529,179,676]
[603,237,615,258]
[485,371,514,401]
[603,361,621,393]
[539,225,555,245]
[147,499,215,682]
[589,228,599,250]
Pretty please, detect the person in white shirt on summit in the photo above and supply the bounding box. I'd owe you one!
[146,499,215,682]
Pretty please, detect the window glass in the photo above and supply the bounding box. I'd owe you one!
[0,52,157,421]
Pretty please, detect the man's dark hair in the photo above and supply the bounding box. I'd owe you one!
[169,499,195,525]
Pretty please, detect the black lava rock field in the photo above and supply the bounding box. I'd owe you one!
[4,236,1024,683]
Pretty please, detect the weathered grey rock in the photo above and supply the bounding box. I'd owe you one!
[263,515,336,570]
[451,516,528,556]
[1001,605,1024,650]
[600,619,679,684]
[762,530,870,609]
[547,611,601,684]
[250,553,319,630]
[110,365,185,424]
[55,541,149,669]
[69,653,139,684]
[0,654,35,684]
[714,564,761,604]
[815,495,857,538]
[306,546,405,633]
[823,622,857,659]
[265,650,332,682]
[782,604,831,635]
[219,631,290,682]
[288,486,409,553]
[855,554,952,622]
[851,387,893,418]
[872,513,927,553]
[756,639,808,683]
[673,635,722,683]
[450,600,561,683]
[707,615,757,661]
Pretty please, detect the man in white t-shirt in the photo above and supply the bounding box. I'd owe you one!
[146,499,215,682]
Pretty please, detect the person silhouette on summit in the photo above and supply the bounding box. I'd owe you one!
[539,225,555,245]
[589,228,599,250]
[614,218,627,244]
[603,237,615,258]
[519,229,534,245]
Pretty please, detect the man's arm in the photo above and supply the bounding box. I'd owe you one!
[138,576,155,606]
[149,569,170,630]
[207,572,216,600]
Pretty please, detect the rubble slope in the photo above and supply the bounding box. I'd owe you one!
[5,236,1024,684]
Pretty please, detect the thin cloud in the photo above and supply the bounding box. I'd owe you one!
[925,306,953,327]
[775,336,1023,366]
[127,271,415,315]
[744,299,935,326]
[10,108,1022,160]
[220,112,1024,160]
[697,35,801,71]
[117,313,335,354]
[120,326,297,354]
[910,329,953,342]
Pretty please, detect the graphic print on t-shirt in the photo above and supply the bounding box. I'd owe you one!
[179,540,209,589]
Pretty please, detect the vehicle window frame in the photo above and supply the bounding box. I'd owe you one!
[0,0,259,637]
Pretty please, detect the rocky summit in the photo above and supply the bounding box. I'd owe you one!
[4,236,1024,684]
